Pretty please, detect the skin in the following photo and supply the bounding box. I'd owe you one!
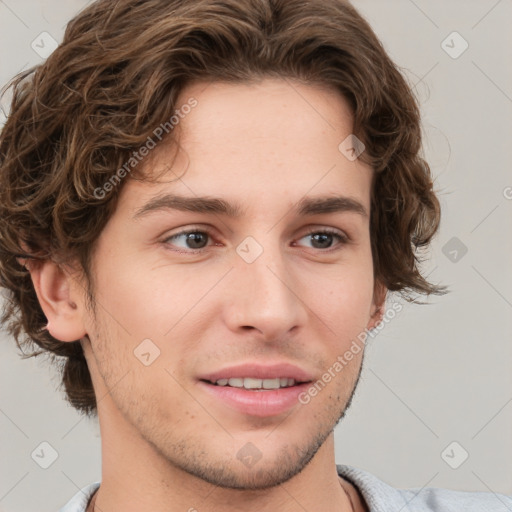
[29,79,386,512]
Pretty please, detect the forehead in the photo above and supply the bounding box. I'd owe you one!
[121,79,373,216]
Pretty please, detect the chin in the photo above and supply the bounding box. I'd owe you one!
[164,427,331,491]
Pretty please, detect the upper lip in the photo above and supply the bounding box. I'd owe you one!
[199,363,314,383]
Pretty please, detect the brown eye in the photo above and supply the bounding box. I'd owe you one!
[163,230,212,251]
[297,229,348,251]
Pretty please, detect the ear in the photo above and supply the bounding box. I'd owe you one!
[366,279,387,330]
[27,259,87,342]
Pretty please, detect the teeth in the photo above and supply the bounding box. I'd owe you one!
[215,377,297,389]
[244,377,263,389]
[262,378,280,389]
[228,378,244,388]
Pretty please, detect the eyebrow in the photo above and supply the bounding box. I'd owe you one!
[132,193,368,220]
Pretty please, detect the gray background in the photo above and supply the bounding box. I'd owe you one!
[1,0,511,510]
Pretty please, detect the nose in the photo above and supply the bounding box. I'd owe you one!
[221,238,307,341]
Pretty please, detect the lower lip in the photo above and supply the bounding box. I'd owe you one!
[198,381,311,417]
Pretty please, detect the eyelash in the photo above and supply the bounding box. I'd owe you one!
[162,227,349,254]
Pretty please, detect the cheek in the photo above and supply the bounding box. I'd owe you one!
[301,254,374,326]
[92,254,198,337]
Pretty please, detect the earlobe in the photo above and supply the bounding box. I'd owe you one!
[28,259,87,342]
[366,281,387,330]
[367,305,384,330]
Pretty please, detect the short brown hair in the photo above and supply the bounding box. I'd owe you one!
[0,0,447,416]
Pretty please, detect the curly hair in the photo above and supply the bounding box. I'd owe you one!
[0,0,447,416]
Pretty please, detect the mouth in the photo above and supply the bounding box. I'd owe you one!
[197,363,314,417]
[202,377,304,390]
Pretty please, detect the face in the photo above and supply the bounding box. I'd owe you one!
[78,79,383,489]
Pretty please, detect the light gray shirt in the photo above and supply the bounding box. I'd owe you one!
[59,464,512,511]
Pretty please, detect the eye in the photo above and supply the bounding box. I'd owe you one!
[163,229,214,252]
[295,228,348,251]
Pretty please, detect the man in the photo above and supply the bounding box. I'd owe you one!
[0,0,509,511]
